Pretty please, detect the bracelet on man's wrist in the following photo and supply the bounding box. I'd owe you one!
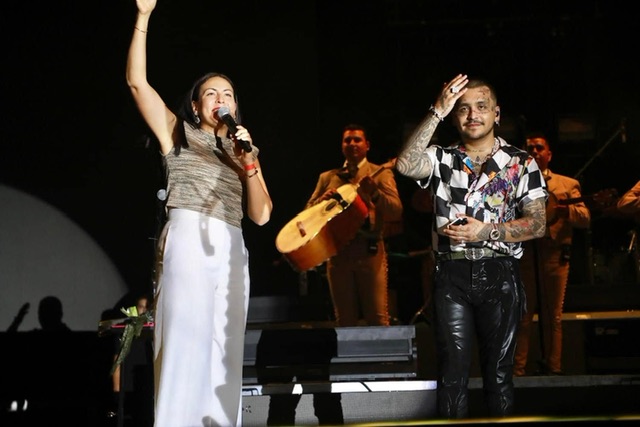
[428,105,444,122]
[243,163,257,171]
[134,26,148,34]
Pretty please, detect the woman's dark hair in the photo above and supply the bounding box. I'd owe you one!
[177,72,242,127]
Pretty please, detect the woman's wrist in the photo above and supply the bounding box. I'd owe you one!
[135,13,152,32]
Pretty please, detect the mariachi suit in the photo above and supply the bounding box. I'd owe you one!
[514,169,591,375]
[305,159,403,326]
[617,180,640,219]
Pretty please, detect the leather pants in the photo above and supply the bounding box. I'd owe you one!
[433,256,523,418]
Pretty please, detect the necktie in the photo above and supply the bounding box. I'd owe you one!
[347,162,358,179]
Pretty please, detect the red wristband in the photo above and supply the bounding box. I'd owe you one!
[244,163,256,171]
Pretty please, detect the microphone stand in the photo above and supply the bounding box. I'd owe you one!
[117,360,126,427]
[531,239,546,371]
[572,119,626,286]
[573,119,625,180]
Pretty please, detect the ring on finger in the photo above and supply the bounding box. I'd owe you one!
[450,86,459,94]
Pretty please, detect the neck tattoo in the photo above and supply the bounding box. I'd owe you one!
[465,145,491,153]
[470,155,487,167]
[465,138,499,172]
[464,137,498,153]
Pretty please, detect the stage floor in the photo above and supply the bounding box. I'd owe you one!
[2,308,640,426]
[240,311,640,425]
[242,375,640,425]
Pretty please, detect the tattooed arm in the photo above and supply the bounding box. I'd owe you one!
[481,198,547,242]
[444,198,547,243]
[396,74,469,180]
[395,114,439,180]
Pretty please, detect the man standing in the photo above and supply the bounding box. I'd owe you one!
[395,74,547,418]
[514,133,591,376]
[305,124,403,326]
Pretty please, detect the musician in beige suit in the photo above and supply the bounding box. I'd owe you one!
[617,180,640,220]
[514,133,591,376]
[305,123,403,326]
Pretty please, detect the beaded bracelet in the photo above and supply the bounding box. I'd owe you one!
[244,163,257,171]
[428,105,444,122]
[247,168,259,178]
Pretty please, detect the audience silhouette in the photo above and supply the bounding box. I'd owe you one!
[35,296,71,332]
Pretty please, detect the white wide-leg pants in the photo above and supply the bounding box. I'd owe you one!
[153,208,249,427]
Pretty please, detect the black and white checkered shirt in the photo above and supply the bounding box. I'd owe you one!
[418,137,547,259]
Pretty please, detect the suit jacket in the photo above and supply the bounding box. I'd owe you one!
[617,180,640,221]
[305,159,403,240]
[545,170,591,244]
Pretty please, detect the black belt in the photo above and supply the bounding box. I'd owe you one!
[437,248,511,261]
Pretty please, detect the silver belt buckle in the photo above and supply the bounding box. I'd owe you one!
[464,248,485,261]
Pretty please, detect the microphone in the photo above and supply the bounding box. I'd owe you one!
[216,106,252,152]
[620,118,627,143]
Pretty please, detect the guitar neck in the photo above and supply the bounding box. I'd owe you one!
[368,159,396,181]
[558,196,588,206]
[556,188,617,208]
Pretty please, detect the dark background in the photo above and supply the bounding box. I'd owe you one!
[1,0,638,300]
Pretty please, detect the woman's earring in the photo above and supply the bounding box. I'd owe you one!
[495,120,500,126]
[194,113,200,124]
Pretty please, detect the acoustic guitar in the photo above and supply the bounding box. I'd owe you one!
[276,159,396,272]
[546,188,618,224]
